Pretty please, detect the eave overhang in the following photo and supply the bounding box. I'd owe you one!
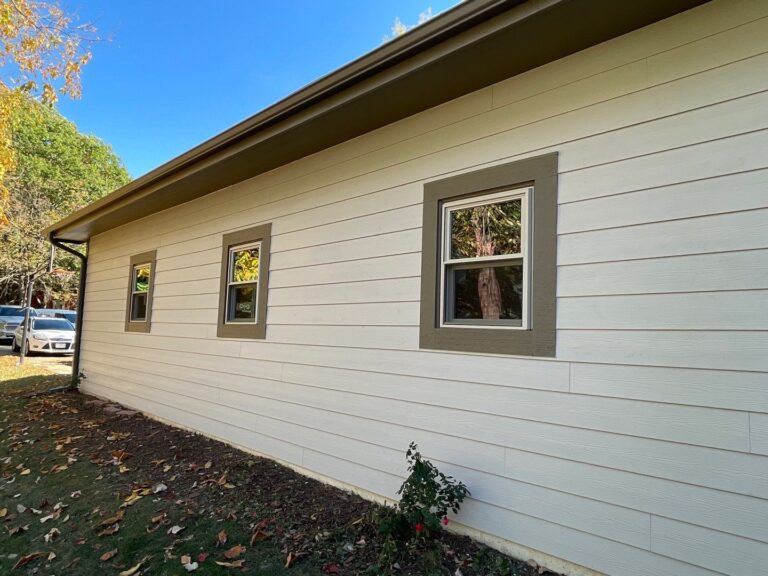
[47,0,709,242]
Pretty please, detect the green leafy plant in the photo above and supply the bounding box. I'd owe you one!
[372,442,470,572]
[398,442,470,537]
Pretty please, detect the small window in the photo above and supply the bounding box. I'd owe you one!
[441,188,529,328]
[420,153,557,357]
[226,242,261,323]
[217,223,271,339]
[124,250,156,333]
[130,263,151,321]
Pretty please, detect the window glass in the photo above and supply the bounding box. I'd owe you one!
[133,265,150,292]
[450,198,522,259]
[230,246,260,283]
[32,319,73,331]
[447,262,523,323]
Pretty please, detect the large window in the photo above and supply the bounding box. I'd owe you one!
[420,153,557,357]
[124,250,156,333]
[217,223,271,339]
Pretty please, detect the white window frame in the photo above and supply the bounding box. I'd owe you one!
[224,241,261,324]
[439,186,530,330]
[129,262,151,322]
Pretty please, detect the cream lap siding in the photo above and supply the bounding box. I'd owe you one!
[79,1,768,575]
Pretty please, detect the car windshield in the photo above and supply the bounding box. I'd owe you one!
[0,306,21,316]
[32,319,73,331]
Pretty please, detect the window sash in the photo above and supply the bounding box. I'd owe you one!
[129,263,151,322]
[225,241,261,323]
[439,187,530,330]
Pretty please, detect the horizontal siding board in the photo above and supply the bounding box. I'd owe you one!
[269,253,422,288]
[505,448,768,544]
[267,302,419,326]
[571,363,768,413]
[558,208,768,265]
[558,249,768,296]
[558,330,768,371]
[559,129,768,204]
[460,500,719,576]
[281,363,749,451]
[559,166,768,234]
[651,516,768,576]
[558,290,768,330]
[270,228,420,271]
[267,278,421,306]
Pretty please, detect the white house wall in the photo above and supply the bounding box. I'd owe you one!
[78,1,768,574]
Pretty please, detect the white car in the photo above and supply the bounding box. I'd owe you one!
[12,317,76,355]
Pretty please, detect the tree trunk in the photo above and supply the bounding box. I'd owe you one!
[473,208,501,319]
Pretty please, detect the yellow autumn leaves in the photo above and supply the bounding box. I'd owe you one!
[0,0,96,224]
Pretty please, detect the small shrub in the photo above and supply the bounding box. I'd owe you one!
[374,442,470,571]
[398,442,470,538]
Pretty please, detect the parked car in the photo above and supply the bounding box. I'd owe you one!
[37,308,77,325]
[0,306,37,343]
[12,317,75,356]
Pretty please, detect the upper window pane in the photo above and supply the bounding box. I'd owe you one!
[230,245,260,283]
[450,197,522,259]
[133,265,151,293]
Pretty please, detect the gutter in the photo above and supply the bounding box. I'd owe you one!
[48,234,87,389]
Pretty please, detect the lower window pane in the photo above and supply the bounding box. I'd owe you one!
[228,284,257,321]
[130,293,148,321]
[446,262,523,324]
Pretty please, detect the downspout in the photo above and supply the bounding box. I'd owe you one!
[48,233,88,389]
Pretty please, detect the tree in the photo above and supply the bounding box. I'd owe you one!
[0,0,97,223]
[0,97,130,304]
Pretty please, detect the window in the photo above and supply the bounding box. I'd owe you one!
[124,250,156,333]
[217,223,271,339]
[419,153,557,357]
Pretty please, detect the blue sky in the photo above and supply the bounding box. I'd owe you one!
[57,1,460,178]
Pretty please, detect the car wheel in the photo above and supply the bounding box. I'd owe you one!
[24,339,30,356]
[11,338,18,352]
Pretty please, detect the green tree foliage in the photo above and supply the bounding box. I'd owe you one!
[0,97,130,304]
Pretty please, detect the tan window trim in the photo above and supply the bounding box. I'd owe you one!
[124,250,157,334]
[419,152,558,357]
[217,223,271,339]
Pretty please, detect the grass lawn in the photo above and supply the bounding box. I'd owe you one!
[0,356,549,576]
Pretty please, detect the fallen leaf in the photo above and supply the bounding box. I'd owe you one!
[12,551,46,569]
[184,561,199,572]
[0,508,6,518]
[118,465,130,474]
[99,523,120,536]
[168,524,185,535]
[99,510,124,526]
[250,529,270,544]
[197,552,209,563]
[151,512,167,524]
[181,555,192,565]
[215,560,244,568]
[204,461,212,469]
[44,527,60,542]
[216,529,227,547]
[223,544,245,559]
[47,552,56,561]
[19,468,30,475]
[100,549,117,561]
[153,482,168,494]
